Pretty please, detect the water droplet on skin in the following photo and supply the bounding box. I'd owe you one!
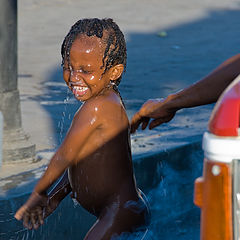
[72,198,79,207]
[86,49,91,54]
[90,117,96,125]
[94,107,98,112]
[90,76,94,80]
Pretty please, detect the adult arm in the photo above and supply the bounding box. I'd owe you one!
[131,53,240,132]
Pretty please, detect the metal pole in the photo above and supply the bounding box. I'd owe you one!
[0,0,35,163]
[0,112,3,167]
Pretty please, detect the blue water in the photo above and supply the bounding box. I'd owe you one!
[0,141,203,239]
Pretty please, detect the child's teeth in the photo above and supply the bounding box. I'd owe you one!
[74,86,88,92]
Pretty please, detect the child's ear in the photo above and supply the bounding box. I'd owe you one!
[109,64,124,81]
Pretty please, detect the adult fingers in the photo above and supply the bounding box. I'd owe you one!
[141,117,150,130]
[149,114,174,129]
[130,113,142,133]
[149,118,167,129]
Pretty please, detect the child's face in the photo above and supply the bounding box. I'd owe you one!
[63,35,112,101]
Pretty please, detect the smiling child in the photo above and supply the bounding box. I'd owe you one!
[15,18,150,239]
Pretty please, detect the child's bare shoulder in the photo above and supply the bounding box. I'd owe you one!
[81,92,123,114]
[74,91,128,127]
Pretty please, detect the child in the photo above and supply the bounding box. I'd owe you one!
[15,18,150,239]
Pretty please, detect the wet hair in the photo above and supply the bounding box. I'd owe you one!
[61,18,127,87]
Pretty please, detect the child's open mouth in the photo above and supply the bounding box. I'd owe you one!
[72,86,88,97]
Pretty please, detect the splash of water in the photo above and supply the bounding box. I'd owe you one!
[110,229,155,240]
[59,90,71,143]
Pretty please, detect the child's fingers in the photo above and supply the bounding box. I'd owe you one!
[36,207,44,225]
[14,205,27,220]
[23,212,32,230]
[30,212,39,230]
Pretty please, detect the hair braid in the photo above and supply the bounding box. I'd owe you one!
[61,18,127,83]
[61,18,127,106]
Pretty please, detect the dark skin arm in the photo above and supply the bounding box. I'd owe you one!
[131,54,240,132]
[17,171,71,230]
[14,101,100,225]
[43,170,72,219]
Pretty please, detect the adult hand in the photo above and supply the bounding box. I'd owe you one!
[130,97,177,133]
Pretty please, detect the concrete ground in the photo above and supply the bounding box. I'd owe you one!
[0,0,236,172]
[17,0,240,152]
[0,0,240,238]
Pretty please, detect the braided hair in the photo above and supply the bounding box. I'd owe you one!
[61,18,127,88]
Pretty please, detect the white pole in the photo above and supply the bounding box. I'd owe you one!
[0,112,2,167]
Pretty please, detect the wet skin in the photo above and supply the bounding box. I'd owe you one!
[15,35,150,239]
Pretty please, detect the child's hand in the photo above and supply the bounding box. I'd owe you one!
[15,192,48,229]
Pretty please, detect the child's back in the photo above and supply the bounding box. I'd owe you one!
[69,90,138,214]
[69,89,150,238]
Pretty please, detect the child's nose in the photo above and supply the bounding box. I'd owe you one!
[70,71,83,83]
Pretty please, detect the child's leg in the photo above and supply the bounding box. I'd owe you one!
[111,229,149,240]
[84,197,150,240]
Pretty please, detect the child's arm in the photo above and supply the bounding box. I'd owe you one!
[19,170,71,230]
[15,101,101,222]
[131,53,240,132]
[44,170,71,218]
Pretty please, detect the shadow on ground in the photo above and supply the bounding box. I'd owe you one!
[6,7,240,240]
[26,8,240,145]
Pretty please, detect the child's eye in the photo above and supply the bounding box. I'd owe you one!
[75,69,92,74]
[80,69,88,74]
[63,66,70,71]
[66,67,93,75]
